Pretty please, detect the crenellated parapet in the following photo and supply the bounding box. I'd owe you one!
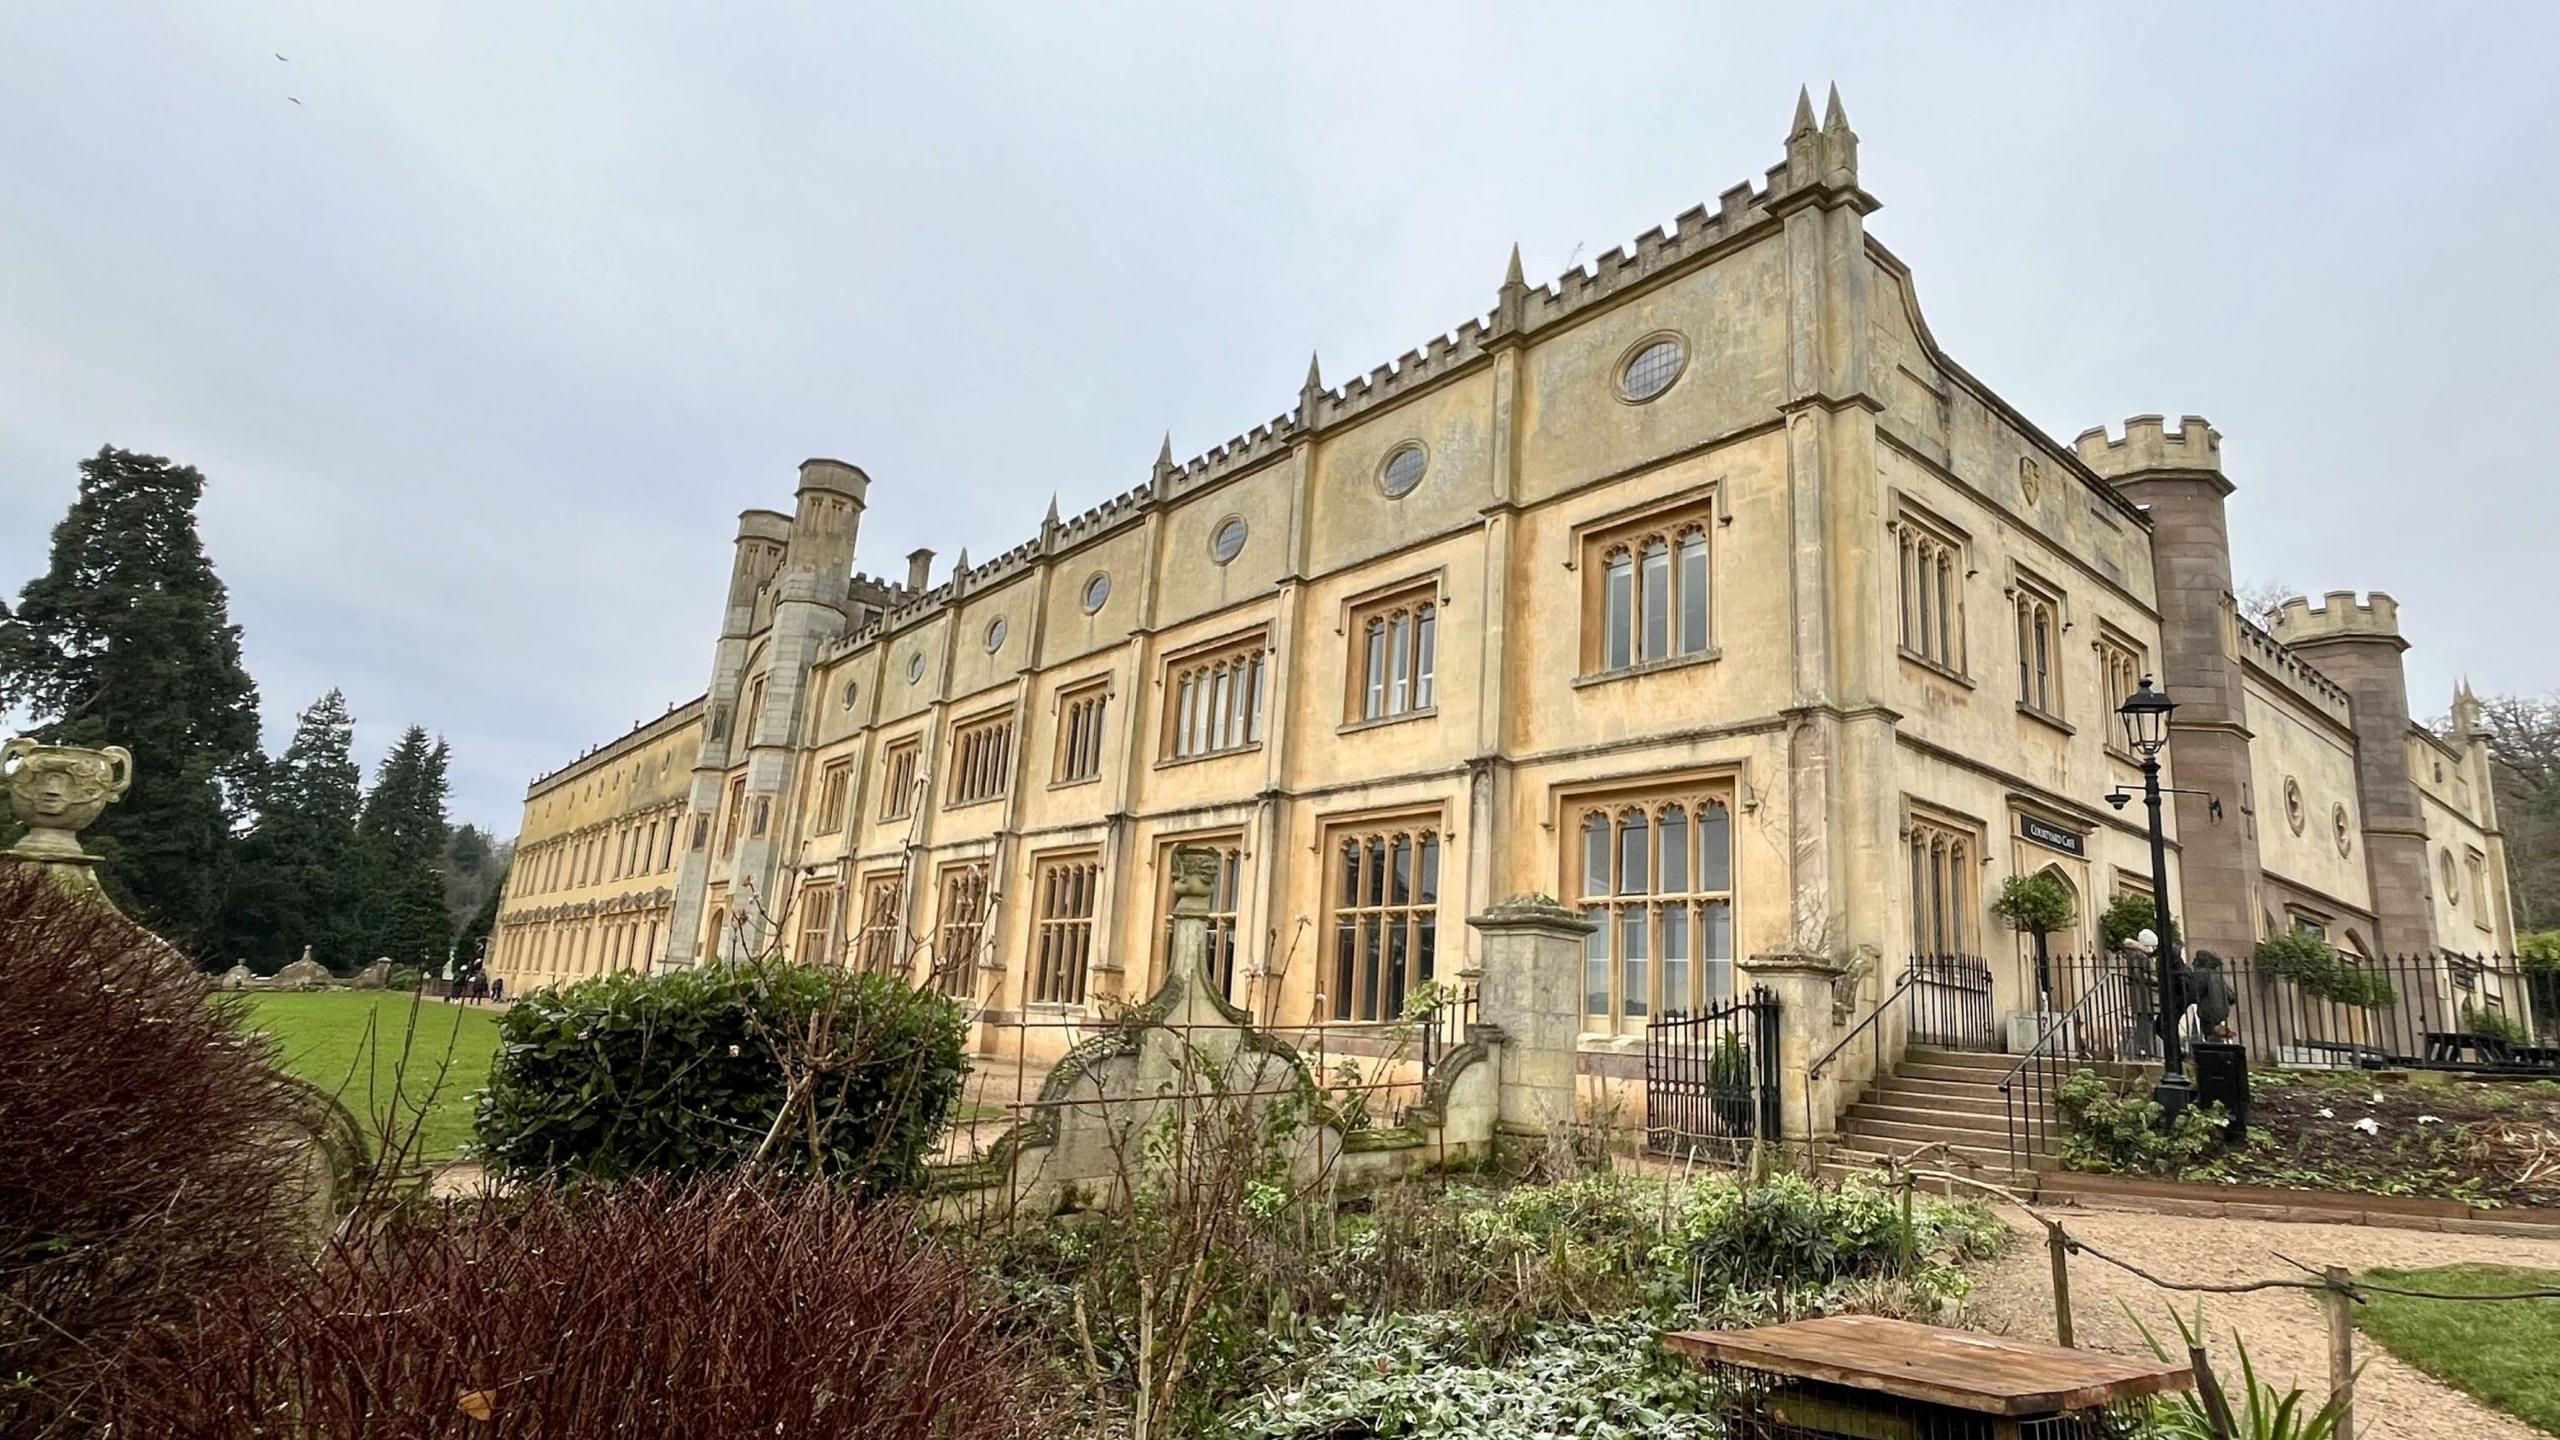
[1053,480,1153,548]
[2235,616,2353,726]
[787,87,1872,668]
[1303,322,1493,433]
[525,696,707,797]
[1523,184,1774,330]
[2072,414,2222,479]
[2272,590,2406,653]
[1161,410,1298,495]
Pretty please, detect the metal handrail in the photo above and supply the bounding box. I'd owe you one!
[1993,977,2116,1095]
[1808,965,1915,1082]
[1996,973,2130,1174]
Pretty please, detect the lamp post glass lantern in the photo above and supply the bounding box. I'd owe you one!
[2117,676,2192,1116]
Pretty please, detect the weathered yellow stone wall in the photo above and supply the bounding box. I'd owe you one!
[2412,728,2511,954]
[493,700,702,987]
[486,93,2515,1090]
[2244,671,2369,940]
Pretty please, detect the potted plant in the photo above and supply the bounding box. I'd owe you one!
[2098,892,2175,954]
[1992,871,2076,1051]
[1710,1032,1758,1135]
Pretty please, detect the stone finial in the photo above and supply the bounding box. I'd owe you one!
[2453,679,2485,738]
[1820,83,1858,186]
[1780,84,1824,191]
[1493,244,1530,338]
[3,738,132,864]
[1152,432,1177,489]
[1169,843,1220,918]
[1297,353,1325,430]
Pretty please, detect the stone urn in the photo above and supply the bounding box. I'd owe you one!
[3,738,133,863]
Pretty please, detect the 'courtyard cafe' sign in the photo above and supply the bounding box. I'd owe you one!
[2019,815,2085,858]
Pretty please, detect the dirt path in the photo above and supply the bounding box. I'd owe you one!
[1967,1207,2560,1440]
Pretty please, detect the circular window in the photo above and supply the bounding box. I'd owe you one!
[840,680,859,712]
[906,654,925,685]
[1210,516,1248,565]
[2332,803,2353,857]
[1082,572,1110,614]
[985,617,1007,653]
[2283,777,2305,835]
[1380,442,1428,499]
[1619,334,1687,403]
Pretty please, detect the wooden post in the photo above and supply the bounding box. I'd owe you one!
[2046,1223,2075,1348]
[2323,1265,2355,1440]
[1899,1173,1918,1278]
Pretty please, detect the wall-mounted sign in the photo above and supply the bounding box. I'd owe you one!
[2020,815,2085,857]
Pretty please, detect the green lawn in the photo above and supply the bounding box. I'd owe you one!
[2356,1264,2560,1435]
[230,991,503,1164]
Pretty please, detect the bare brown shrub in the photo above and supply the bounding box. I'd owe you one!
[0,865,309,1437]
[104,1177,1067,1439]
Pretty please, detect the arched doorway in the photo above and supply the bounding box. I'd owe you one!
[2018,863,2083,1011]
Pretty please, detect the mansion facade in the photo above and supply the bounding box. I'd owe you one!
[486,91,2515,1056]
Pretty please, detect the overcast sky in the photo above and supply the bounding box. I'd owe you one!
[5,4,2555,835]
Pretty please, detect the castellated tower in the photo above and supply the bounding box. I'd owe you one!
[661,464,870,967]
[2271,592,2435,953]
[728,460,870,926]
[2076,415,2262,964]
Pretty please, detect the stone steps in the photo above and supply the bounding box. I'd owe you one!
[1845,1104,2018,1137]
[1811,1045,2160,1195]
[1831,1047,2046,1189]
[1857,1085,2012,1115]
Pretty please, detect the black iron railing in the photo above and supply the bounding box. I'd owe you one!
[1416,982,1480,1091]
[1997,968,2141,1175]
[1907,954,1998,1051]
[1805,955,2000,1094]
[2224,952,2553,1071]
[2038,949,2555,1073]
[1644,986,1782,1157]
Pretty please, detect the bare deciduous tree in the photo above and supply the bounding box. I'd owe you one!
[2471,692,2560,931]
[2232,580,2296,631]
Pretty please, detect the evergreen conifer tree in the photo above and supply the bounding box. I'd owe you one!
[0,447,263,942]
[357,726,454,968]
[458,862,507,975]
[218,690,365,969]
[440,823,507,930]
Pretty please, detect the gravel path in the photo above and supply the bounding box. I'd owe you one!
[1967,1207,2560,1440]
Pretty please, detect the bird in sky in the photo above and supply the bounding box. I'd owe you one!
[287,96,301,105]
[275,52,289,61]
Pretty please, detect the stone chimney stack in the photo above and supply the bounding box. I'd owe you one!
[723,510,794,640]
[905,547,934,594]
[782,459,869,606]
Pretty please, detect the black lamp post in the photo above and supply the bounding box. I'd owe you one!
[2116,676,2193,1118]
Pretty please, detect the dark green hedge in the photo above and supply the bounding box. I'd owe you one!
[2097,892,2177,953]
[2254,931,2395,1009]
[473,963,966,1191]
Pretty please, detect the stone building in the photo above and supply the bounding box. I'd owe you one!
[488,90,2515,1063]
